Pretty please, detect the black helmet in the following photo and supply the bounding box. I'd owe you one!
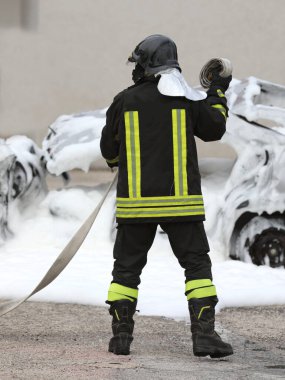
[128,34,181,75]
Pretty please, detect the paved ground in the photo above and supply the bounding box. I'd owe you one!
[0,302,284,379]
[0,172,281,378]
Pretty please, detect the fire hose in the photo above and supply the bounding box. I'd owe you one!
[199,58,233,88]
[0,171,118,317]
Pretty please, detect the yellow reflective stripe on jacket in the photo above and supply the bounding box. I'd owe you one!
[185,279,213,293]
[217,89,225,98]
[172,109,180,195]
[134,112,141,197]
[124,111,141,198]
[117,201,203,208]
[108,282,138,302]
[212,104,227,120]
[117,205,205,218]
[181,110,188,195]
[117,195,203,208]
[117,195,203,202]
[172,109,188,196]
[125,112,133,197]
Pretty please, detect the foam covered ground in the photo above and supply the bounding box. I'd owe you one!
[0,173,284,318]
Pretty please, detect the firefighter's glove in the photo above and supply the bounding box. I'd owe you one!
[132,63,145,83]
[210,72,232,92]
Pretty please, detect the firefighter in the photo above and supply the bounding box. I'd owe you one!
[100,34,233,358]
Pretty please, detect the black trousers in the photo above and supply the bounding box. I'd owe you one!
[112,222,212,289]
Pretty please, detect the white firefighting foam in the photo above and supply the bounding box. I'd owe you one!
[0,77,285,317]
[0,177,284,318]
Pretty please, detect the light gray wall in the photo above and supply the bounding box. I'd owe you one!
[0,0,284,157]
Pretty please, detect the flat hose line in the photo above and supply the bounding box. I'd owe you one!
[0,171,118,317]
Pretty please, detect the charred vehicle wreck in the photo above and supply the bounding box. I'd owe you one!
[207,77,285,268]
[0,136,47,242]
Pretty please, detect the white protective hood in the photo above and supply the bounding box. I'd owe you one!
[156,68,206,101]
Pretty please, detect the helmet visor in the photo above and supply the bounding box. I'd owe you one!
[127,54,136,63]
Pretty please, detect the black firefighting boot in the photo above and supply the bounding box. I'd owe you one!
[108,299,137,355]
[188,297,233,358]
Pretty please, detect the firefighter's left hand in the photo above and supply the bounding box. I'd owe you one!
[210,72,232,92]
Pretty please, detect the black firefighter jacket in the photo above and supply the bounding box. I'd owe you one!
[100,76,228,224]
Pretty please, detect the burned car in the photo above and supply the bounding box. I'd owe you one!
[0,136,47,242]
[0,111,105,243]
[206,77,285,268]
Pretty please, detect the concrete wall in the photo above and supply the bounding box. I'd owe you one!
[0,0,285,157]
